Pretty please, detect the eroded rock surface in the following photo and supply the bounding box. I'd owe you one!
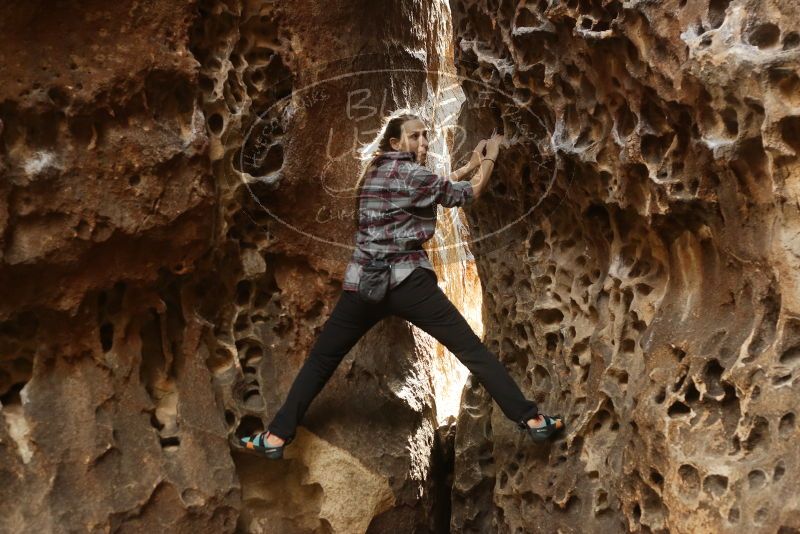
[449,0,800,532]
[3,0,798,532]
[0,0,469,532]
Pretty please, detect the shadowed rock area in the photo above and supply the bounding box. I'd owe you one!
[1,0,798,533]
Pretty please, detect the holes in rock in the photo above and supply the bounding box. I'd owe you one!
[208,113,224,135]
[678,464,700,493]
[654,387,666,404]
[754,507,768,525]
[236,280,252,306]
[703,359,725,397]
[641,89,668,132]
[243,388,265,410]
[250,288,269,309]
[0,381,25,409]
[532,365,551,390]
[774,460,786,481]
[702,474,728,497]
[779,412,795,437]
[743,416,769,451]
[224,410,236,427]
[707,0,730,29]
[748,469,766,489]
[684,381,700,404]
[720,107,738,136]
[671,345,687,361]
[545,333,559,351]
[728,507,740,523]
[499,470,509,489]
[590,409,613,432]
[784,31,800,50]
[668,401,691,417]
[160,436,180,450]
[640,484,664,518]
[672,370,687,392]
[649,468,663,488]
[562,494,580,512]
[634,283,653,296]
[779,116,800,154]
[235,415,263,439]
[99,322,114,352]
[720,382,738,408]
[244,345,263,366]
[614,99,637,138]
[148,405,166,433]
[534,308,564,325]
[234,313,250,332]
[747,23,781,49]
[770,69,800,108]
[529,230,547,253]
[199,75,214,94]
[594,488,609,515]
[773,373,793,386]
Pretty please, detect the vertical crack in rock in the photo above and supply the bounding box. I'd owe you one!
[448,0,800,532]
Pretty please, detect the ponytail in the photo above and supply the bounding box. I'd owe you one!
[352,112,421,231]
[352,149,383,230]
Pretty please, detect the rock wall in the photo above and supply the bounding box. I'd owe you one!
[3,0,799,532]
[0,0,473,532]
[449,0,800,532]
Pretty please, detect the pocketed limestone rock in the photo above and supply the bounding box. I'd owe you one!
[448,0,800,532]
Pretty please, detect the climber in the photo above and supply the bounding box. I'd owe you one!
[238,111,565,459]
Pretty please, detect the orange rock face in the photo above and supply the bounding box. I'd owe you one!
[0,0,470,532]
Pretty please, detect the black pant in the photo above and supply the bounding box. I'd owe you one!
[267,267,538,443]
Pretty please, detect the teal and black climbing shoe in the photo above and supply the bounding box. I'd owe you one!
[523,414,565,442]
[239,430,287,459]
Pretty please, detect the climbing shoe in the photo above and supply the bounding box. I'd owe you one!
[522,414,565,442]
[238,430,289,459]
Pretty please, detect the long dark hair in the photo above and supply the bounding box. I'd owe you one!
[353,112,421,230]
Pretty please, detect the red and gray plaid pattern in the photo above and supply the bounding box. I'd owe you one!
[342,150,475,292]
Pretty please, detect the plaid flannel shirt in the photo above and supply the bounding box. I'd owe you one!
[342,150,475,292]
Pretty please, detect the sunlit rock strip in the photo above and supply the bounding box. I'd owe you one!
[421,73,485,429]
[448,0,800,532]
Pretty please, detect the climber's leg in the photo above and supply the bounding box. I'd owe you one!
[388,267,539,429]
[266,289,387,442]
